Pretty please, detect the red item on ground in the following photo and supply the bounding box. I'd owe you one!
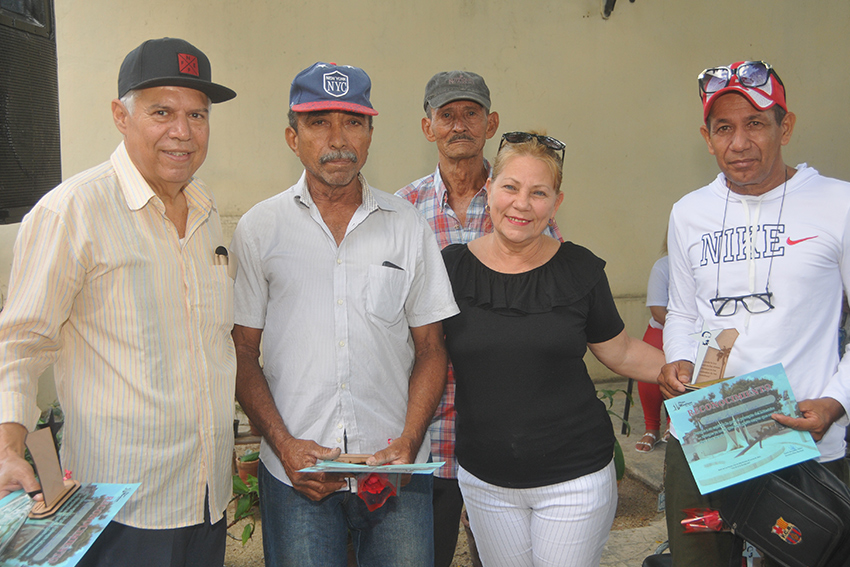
[357,473,397,511]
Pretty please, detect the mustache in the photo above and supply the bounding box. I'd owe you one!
[319,150,358,164]
[449,134,474,143]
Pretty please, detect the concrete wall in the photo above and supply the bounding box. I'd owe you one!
[3,0,850,392]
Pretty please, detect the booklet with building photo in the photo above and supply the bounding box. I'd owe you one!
[664,363,820,495]
[0,483,138,567]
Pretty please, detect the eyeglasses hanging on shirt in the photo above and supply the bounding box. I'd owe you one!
[710,171,787,317]
[710,291,774,317]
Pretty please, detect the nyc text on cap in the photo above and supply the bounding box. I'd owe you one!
[289,62,378,116]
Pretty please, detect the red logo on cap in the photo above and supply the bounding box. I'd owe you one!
[178,53,199,77]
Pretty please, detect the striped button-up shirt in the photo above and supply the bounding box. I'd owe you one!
[0,142,236,529]
[397,162,563,478]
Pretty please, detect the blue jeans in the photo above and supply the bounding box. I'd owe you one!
[259,461,434,567]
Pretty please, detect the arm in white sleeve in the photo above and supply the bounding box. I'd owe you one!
[662,205,700,364]
[645,256,669,308]
[820,204,850,425]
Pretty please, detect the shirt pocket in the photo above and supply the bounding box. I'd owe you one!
[200,264,234,334]
[366,264,410,326]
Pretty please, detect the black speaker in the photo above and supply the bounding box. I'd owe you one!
[0,0,60,224]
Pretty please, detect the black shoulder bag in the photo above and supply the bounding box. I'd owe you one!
[719,460,850,567]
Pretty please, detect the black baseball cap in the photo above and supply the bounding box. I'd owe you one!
[118,38,236,103]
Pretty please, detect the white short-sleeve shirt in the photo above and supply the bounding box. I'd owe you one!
[232,172,459,485]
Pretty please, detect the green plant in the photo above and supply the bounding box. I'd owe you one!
[597,387,633,481]
[229,473,259,545]
[239,451,259,463]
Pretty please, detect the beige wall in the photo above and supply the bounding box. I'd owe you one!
[3,0,850,390]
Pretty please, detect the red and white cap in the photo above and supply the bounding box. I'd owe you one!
[701,61,787,122]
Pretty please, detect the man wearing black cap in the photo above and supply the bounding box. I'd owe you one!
[396,70,562,567]
[231,62,459,566]
[659,60,850,566]
[0,38,236,566]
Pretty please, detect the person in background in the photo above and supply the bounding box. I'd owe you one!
[441,131,665,566]
[0,37,237,566]
[635,245,670,453]
[396,70,562,567]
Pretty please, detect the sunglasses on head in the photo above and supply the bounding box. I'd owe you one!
[698,61,783,96]
[498,132,566,162]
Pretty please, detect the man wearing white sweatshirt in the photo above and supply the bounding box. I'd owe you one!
[658,60,850,566]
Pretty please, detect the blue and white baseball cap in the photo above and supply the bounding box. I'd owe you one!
[289,62,378,116]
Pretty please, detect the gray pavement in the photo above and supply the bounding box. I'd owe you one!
[601,378,669,566]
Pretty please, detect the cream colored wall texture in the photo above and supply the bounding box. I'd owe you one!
[3,0,849,387]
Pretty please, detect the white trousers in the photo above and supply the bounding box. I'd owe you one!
[458,460,617,567]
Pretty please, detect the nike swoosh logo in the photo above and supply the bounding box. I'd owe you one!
[786,236,818,245]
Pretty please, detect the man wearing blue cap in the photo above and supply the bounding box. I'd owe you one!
[231,62,459,566]
[0,38,236,566]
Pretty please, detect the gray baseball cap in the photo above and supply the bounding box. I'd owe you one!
[423,70,490,112]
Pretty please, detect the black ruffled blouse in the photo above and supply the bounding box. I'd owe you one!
[441,242,624,488]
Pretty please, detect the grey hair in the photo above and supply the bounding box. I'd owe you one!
[120,90,140,115]
[119,89,211,116]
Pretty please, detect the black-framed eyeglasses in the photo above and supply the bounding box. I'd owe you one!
[710,292,774,317]
[698,61,783,96]
[498,132,566,162]
[709,170,788,318]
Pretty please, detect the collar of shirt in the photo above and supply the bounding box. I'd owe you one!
[292,170,398,216]
[433,159,492,212]
[111,141,213,217]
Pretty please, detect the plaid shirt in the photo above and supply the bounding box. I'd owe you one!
[397,161,563,478]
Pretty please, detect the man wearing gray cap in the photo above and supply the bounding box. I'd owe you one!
[231,62,459,566]
[397,71,561,567]
[0,38,236,566]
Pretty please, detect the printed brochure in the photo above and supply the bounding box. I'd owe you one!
[664,363,820,494]
[0,483,139,567]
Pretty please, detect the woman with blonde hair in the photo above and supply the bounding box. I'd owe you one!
[441,132,664,566]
